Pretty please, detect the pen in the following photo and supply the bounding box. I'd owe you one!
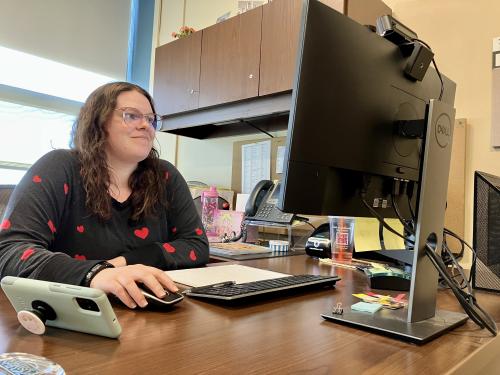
[318,258,358,270]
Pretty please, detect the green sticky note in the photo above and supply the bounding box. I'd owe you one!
[351,301,382,313]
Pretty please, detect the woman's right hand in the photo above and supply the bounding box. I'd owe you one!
[89,264,179,308]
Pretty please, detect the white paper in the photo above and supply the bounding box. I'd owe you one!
[493,37,500,52]
[496,53,500,68]
[276,145,285,174]
[241,140,271,194]
[165,264,288,287]
[236,193,250,212]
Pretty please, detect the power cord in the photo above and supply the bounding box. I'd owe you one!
[425,243,497,336]
[295,216,317,231]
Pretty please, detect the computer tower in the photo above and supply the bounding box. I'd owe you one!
[472,171,500,292]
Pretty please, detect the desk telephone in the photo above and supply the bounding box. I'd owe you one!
[245,180,295,224]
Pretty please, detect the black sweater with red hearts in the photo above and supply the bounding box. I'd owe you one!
[0,149,209,286]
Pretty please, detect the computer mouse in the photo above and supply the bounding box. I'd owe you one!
[138,284,184,308]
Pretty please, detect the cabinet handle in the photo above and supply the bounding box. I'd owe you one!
[248,74,254,79]
[189,89,194,94]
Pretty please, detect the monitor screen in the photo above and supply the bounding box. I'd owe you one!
[278,0,456,219]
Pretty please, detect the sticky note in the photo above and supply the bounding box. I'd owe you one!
[353,217,405,252]
[351,302,383,313]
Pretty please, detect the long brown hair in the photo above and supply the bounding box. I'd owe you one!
[72,81,167,221]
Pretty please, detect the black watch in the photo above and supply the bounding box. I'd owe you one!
[83,261,115,287]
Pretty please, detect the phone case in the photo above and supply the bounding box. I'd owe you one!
[1,276,122,338]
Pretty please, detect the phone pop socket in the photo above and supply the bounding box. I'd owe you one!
[17,300,57,335]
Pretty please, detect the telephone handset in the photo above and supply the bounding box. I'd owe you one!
[245,180,295,225]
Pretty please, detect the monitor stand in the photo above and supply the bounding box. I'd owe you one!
[322,99,468,343]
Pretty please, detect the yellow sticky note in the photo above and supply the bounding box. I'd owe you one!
[354,217,405,252]
[382,219,406,250]
[354,217,382,252]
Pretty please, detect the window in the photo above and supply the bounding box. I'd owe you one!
[0,100,75,184]
[0,46,114,103]
[0,46,114,184]
[0,0,155,185]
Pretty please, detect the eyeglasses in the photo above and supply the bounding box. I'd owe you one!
[114,107,162,131]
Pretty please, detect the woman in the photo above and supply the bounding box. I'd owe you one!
[0,82,209,308]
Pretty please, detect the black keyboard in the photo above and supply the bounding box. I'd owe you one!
[184,274,340,301]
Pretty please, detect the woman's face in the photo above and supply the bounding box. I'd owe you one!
[104,90,156,166]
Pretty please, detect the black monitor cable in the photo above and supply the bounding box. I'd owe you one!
[295,217,316,231]
[406,190,416,223]
[391,194,415,235]
[360,191,414,244]
[442,228,476,290]
[425,243,497,336]
[441,237,469,291]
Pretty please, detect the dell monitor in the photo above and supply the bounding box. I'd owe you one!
[279,0,468,342]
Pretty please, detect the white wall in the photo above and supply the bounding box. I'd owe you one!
[383,0,500,243]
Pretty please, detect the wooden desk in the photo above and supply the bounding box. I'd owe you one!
[1,255,499,374]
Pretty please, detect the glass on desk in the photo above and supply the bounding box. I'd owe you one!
[329,216,355,262]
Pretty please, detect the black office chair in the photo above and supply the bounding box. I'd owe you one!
[0,185,15,219]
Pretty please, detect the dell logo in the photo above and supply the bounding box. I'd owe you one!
[437,124,450,136]
[435,113,451,148]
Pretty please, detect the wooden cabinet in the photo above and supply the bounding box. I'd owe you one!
[153,0,392,135]
[153,32,202,116]
[259,0,390,96]
[259,0,304,96]
[199,6,262,108]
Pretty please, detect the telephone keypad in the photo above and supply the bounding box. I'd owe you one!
[254,203,294,224]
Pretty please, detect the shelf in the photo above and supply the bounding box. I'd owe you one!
[159,92,292,139]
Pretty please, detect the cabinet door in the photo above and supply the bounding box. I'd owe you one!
[259,0,345,96]
[199,6,262,108]
[153,32,202,116]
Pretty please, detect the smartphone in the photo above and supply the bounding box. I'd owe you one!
[1,276,122,338]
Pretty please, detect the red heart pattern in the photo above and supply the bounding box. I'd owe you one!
[21,248,35,261]
[189,250,197,261]
[64,183,69,195]
[165,171,169,180]
[171,227,177,233]
[0,219,11,230]
[32,175,42,183]
[195,228,203,236]
[163,243,176,253]
[76,225,84,233]
[134,227,149,239]
[74,254,87,260]
[47,220,56,234]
